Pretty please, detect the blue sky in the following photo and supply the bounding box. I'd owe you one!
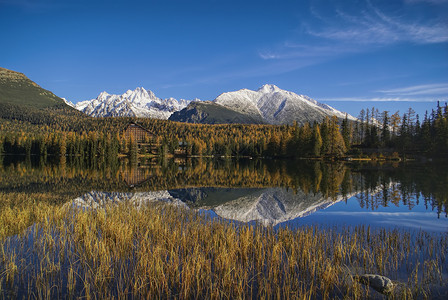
[1,0,447,117]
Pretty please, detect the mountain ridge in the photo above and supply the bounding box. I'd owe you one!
[171,84,356,125]
[75,87,194,119]
[74,84,355,125]
[211,84,355,125]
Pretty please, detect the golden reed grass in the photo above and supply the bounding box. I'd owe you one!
[0,200,447,299]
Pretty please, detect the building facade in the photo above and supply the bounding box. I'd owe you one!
[124,123,153,143]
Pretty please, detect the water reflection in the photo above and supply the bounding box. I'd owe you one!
[1,156,447,231]
[69,191,188,209]
[170,187,352,225]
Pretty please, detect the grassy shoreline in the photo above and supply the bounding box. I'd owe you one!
[1,201,447,299]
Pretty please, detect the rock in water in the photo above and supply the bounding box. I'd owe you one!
[357,274,394,294]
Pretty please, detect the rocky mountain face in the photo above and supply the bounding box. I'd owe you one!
[75,87,194,119]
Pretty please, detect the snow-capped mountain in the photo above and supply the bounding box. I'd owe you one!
[212,84,356,125]
[75,87,194,119]
[75,84,355,125]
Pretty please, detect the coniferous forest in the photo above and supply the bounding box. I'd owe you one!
[0,101,447,160]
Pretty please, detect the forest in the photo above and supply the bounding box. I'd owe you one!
[0,101,447,160]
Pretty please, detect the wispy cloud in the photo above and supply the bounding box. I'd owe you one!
[321,97,443,102]
[260,0,448,61]
[258,43,360,60]
[307,2,448,45]
[378,83,448,96]
[319,82,448,103]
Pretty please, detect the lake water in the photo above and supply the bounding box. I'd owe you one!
[1,156,447,234]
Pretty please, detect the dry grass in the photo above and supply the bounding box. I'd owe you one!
[0,201,447,299]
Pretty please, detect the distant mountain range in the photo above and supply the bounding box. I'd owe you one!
[76,84,355,125]
[75,87,194,119]
[0,66,355,125]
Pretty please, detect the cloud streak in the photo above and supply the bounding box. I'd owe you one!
[307,3,448,45]
[319,83,448,104]
[378,83,448,96]
[258,43,361,60]
[320,97,444,102]
[260,0,448,61]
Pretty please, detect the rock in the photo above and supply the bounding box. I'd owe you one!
[356,274,394,294]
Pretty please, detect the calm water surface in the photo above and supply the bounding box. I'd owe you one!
[1,156,447,233]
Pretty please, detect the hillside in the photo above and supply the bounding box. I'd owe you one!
[0,67,85,125]
[0,67,67,108]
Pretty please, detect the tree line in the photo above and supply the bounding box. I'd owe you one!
[0,102,447,159]
[2,156,446,217]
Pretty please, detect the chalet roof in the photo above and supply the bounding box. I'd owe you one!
[125,122,153,135]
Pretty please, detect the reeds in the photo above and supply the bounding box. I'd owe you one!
[0,202,447,299]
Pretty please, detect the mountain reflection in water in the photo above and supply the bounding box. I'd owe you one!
[1,156,447,231]
[68,187,352,226]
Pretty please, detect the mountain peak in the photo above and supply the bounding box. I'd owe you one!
[257,84,281,93]
[97,91,110,100]
[133,87,147,93]
[76,87,193,119]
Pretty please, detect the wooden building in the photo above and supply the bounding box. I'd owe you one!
[124,123,153,143]
[123,122,187,157]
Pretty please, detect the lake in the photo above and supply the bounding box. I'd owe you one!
[1,155,447,298]
[1,155,447,233]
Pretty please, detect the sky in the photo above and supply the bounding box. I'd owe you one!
[1,0,447,117]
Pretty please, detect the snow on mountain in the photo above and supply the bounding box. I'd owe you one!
[212,187,346,226]
[75,87,194,119]
[66,188,353,226]
[61,97,75,108]
[75,84,355,125]
[213,84,356,125]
